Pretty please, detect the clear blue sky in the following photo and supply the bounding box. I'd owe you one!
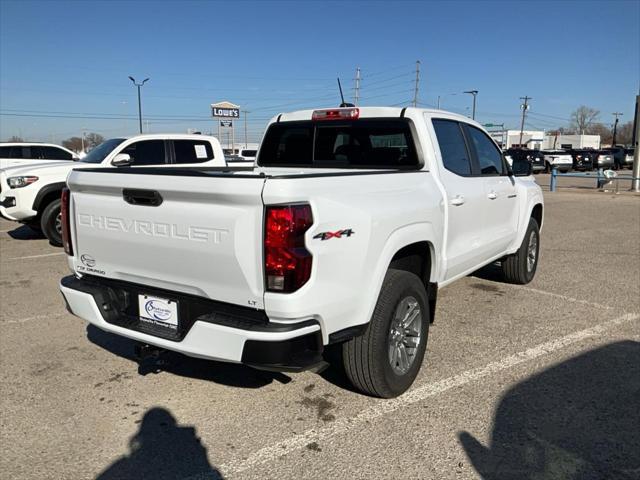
[1,0,638,143]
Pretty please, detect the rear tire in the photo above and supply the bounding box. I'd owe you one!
[342,269,429,398]
[40,199,62,247]
[502,217,540,284]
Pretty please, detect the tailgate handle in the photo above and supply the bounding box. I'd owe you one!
[122,189,163,207]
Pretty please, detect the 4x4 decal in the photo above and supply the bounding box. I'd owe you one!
[313,229,355,241]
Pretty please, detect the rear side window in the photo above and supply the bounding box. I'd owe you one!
[432,119,472,176]
[259,119,419,168]
[465,125,504,175]
[121,140,166,166]
[173,140,214,164]
[240,149,257,157]
[43,146,73,160]
[0,146,19,158]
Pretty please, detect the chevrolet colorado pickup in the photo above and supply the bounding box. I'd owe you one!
[59,107,544,397]
[0,134,228,246]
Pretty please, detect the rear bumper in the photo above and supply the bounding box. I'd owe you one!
[60,275,324,371]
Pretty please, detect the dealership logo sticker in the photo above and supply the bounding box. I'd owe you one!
[80,254,96,267]
[144,300,173,322]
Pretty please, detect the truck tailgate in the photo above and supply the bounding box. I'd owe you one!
[67,170,266,309]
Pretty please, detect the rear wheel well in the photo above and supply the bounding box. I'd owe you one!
[531,204,543,228]
[389,242,432,287]
[388,241,437,323]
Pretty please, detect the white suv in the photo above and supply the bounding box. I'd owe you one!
[0,134,227,245]
[0,143,79,169]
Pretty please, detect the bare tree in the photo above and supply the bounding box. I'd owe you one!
[62,137,84,152]
[615,121,634,146]
[84,133,105,149]
[6,136,24,142]
[570,106,600,134]
[586,123,613,145]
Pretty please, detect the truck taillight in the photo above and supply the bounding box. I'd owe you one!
[61,188,73,256]
[264,204,313,293]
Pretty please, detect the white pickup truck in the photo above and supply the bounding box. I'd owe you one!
[0,134,228,246]
[59,107,544,397]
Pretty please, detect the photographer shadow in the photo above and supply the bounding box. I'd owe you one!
[459,341,640,480]
[96,407,222,480]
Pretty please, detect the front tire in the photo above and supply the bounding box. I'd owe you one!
[502,217,540,284]
[40,199,62,247]
[342,269,429,398]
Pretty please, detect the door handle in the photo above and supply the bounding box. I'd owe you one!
[487,191,497,200]
[450,195,465,206]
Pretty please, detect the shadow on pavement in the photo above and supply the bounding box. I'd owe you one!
[96,407,223,480]
[86,325,292,389]
[459,341,640,480]
[6,224,45,240]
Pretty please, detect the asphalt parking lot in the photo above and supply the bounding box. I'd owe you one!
[1,178,639,480]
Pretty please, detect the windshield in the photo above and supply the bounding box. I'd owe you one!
[80,138,126,164]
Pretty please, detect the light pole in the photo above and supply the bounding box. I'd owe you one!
[464,90,478,120]
[128,76,149,134]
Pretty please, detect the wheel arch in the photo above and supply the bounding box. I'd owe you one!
[32,182,65,214]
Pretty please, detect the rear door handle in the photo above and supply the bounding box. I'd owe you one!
[122,189,163,207]
[450,195,465,206]
[487,191,497,200]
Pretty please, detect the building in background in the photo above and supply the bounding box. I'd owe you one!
[542,134,600,150]
[489,130,545,149]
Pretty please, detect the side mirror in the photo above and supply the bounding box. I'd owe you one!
[512,159,532,176]
[111,153,132,167]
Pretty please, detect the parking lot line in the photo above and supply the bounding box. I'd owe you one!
[1,313,66,325]
[217,312,639,476]
[3,252,65,261]
[508,284,615,310]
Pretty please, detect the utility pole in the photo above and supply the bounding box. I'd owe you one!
[464,90,478,120]
[412,60,420,107]
[519,96,531,147]
[611,112,623,146]
[242,110,250,147]
[631,94,639,192]
[354,67,361,106]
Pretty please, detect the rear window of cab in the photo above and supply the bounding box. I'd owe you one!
[258,119,420,169]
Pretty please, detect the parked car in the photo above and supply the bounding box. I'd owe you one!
[0,143,78,169]
[504,148,545,173]
[567,149,595,171]
[623,148,635,169]
[0,134,230,246]
[59,106,544,398]
[593,150,614,170]
[541,150,573,173]
[606,146,634,170]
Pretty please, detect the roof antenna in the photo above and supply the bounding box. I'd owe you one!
[337,77,354,108]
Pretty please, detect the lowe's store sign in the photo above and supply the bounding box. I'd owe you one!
[211,102,240,118]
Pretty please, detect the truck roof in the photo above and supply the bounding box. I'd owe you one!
[272,106,481,127]
[116,133,221,142]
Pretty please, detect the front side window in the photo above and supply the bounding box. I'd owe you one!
[120,140,166,166]
[466,125,504,175]
[173,140,214,164]
[432,119,472,176]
